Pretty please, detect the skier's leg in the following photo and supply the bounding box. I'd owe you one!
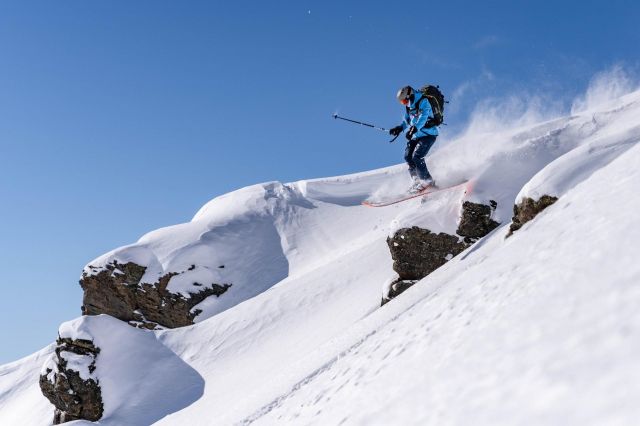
[404,140,418,179]
[412,135,437,181]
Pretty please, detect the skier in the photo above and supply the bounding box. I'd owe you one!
[389,85,440,192]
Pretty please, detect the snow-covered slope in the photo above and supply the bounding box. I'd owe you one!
[251,139,640,426]
[0,345,53,425]
[1,88,639,426]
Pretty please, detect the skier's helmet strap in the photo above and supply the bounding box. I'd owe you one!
[397,86,413,105]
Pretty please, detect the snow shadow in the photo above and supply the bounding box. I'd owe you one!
[110,340,205,426]
[57,315,205,426]
[300,167,407,206]
[189,215,290,319]
[302,180,372,206]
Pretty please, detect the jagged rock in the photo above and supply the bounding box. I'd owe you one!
[39,338,103,424]
[457,200,500,243]
[508,195,558,236]
[383,201,500,305]
[387,227,468,281]
[381,279,418,306]
[80,260,231,329]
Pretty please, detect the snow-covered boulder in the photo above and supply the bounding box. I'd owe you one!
[387,227,468,281]
[81,257,230,329]
[78,182,305,330]
[508,195,558,236]
[456,200,500,242]
[383,199,500,304]
[39,333,103,423]
[39,315,205,425]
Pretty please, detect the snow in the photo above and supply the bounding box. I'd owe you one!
[571,65,637,114]
[0,345,54,426]
[1,86,639,425]
[58,351,94,381]
[518,94,640,202]
[250,141,640,426]
[381,274,399,298]
[388,183,469,236]
[166,266,226,299]
[55,315,205,425]
[82,245,164,285]
[40,355,57,383]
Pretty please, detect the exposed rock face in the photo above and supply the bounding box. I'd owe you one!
[508,195,558,236]
[39,338,103,424]
[387,227,468,280]
[81,261,231,329]
[457,200,500,243]
[381,279,418,306]
[383,200,501,305]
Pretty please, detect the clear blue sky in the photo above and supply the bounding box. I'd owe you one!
[0,1,638,364]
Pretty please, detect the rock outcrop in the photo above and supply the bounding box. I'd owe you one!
[81,261,231,329]
[40,337,103,424]
[508,195,558,236]
[383,200,500,304]
[381,279,418,306]
[387,227,468,281]
[457,200,500,243]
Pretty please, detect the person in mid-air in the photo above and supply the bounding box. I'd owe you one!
[389,85,440,193]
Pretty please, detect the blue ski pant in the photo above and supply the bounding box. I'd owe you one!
[404,134,437,181]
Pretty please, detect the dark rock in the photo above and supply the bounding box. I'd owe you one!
[80,260,231,329]
[387,227,468,281]
[381,279,418,306]
[457,200,500,243]
[39,338,103,424]
[383,201,501,305]
[508,195,558,236]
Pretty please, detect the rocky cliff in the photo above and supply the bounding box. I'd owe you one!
[81,261,231,329]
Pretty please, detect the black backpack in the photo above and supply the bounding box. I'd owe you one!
[418,85,445,127]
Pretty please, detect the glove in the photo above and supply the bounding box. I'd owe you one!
[389,125,403,137]
[405,126,417,140]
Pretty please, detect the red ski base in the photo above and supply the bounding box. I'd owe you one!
[362,181,470,207]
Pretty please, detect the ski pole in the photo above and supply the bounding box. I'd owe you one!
[332,114,389,132]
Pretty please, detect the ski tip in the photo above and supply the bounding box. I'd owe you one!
[464,179,475,195]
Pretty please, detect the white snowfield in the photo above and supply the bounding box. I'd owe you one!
[1,88,639,426]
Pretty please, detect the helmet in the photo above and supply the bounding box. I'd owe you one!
[396,86,414,106]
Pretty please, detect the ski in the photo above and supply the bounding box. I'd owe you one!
[362,181,469,207]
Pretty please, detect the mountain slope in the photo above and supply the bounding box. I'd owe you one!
[1,89,639,426]
[250,140,640,426]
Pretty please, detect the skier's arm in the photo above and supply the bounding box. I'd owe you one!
[401,111,411,130]
[390,111,412,136]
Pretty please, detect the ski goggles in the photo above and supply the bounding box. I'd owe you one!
[399,97,410,106]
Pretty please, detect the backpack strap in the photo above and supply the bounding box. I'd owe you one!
[423,95,443,128]
[407,95,428,115]
[407,96,438,130]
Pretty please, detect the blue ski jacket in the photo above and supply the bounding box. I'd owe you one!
[401,93,439,138]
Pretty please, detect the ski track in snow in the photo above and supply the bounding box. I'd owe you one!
[1,90,640,426]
